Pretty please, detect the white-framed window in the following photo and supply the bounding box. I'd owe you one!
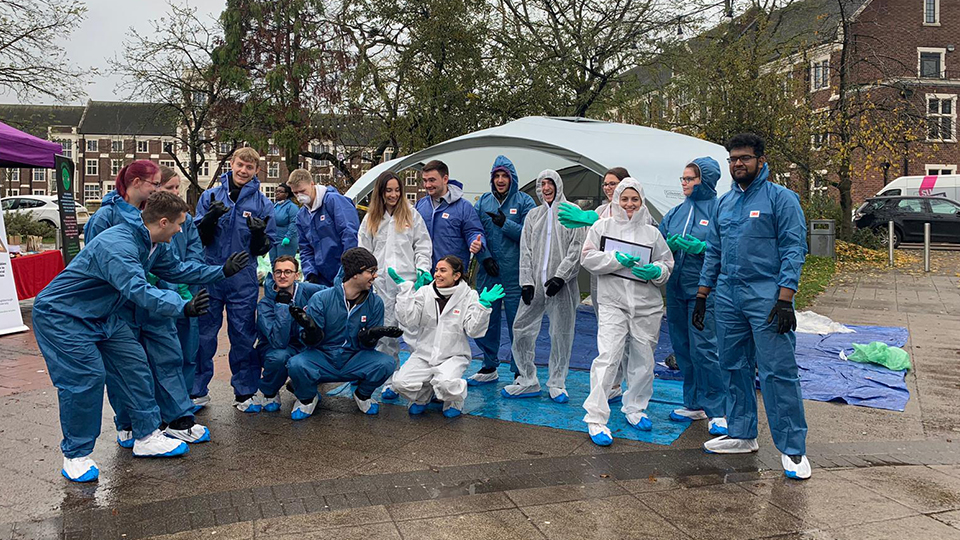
[103,182,114,194]
[83,183,100,202]
[384,148,394,161]
[406,192,417,204]
[32,189,45,195]
[7,168,19,184]
[919,48,946,79]
[267,162,280,178]
[404,170,419,187]
[268,144,279,156]
[85,159,98,176]
[159,160,175,169]
[6,188,18,197]
[33,169,45,183]
[111,159,123,176]
[361,150,372,162]
[927,94,957,141]
[262,184,276,201]
[200,161,210,177]
[219,142,231,154]
[925,164,957,175]
[810,56,830,91]
[111,139,123,153]
[56,139,72,159]
[85,139,98,152]
[810,170,829,195]
[925,0,940,25]
[136,140,148,153]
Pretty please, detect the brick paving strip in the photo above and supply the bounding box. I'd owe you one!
[4,439,959,539]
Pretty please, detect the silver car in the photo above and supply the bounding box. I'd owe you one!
[1,195,91,231]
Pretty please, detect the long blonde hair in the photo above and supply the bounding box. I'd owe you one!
[367,170,413,236]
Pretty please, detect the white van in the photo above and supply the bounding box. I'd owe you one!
[877,175,960,201]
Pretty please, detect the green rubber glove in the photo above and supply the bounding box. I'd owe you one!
[666,233,683,252]
[632,263,662,281]
[478,284,505,308]
[281,237,290,246]
[177,283,193,301]
[387,267,405,285]
[615,251,642,268]
[557,202,600,229]
[414,268,433,290]
[146,273,159,286]
[681,234,707,255]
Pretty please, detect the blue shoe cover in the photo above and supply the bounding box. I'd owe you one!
[607,395,622,404]
[193,426,211,443]
[291,409,311,421]
[189,404,203,414]
[590,432,613,446]
[362,402,380,415]
[382,388,399,400]
[551,393,569,404]
[709,423,728,436]
[62,465,99,483]
[117,436,134,449]
[630,416,653,431]
[263,402,281,413]
[500,388,541,399]
[156,442,189,457]
[409,403,427,415]
[669,411,695,422]
[442,407,462,418]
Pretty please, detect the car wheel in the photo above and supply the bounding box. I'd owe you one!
[39,219,59,229]
[876,226,902,248]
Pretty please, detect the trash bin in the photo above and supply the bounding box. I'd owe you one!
[809,219,835,258]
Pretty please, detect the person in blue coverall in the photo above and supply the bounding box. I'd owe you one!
[84,162,240,447]
[269,183,299,262]
[468,155,536,384]
[194,147,277,412]
[693,133,811,480]
[285,248,402,420]
[254,255,327,412]
[35,191,245,482]
[415,160,486,270]
[288,168,359,286]
[657,157,729,437]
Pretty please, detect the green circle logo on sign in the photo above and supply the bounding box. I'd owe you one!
[61,166,70,191]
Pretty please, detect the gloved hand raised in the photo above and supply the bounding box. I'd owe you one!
[557,202,599,229]
[358,325,403,348]
[387,267,405,285]
[222,251,250,277]
[177,283,193,301]
[486,210,506,227]
[275,289,292,305]
[289,305,323,345]
[183,289,210,317]
[478,284,505,308]
[482,257,500,277]
[281,237,291,246]
[766,299,797,334]
[631,263,661,281]
[414,268,433,290]
[666,234,683,252]
[692,296,707,331]
[247,215,271,256]
[197,201,229,246]
[208,200,229,219]
[544,277,565,297]
[615,251,642,268]
[521,285,534,305]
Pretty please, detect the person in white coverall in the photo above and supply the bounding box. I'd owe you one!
[389,256,498,417]
[580,178,674,447]
[357,170,433,399]
[500,170,586,403]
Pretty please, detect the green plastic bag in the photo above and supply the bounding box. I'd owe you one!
[844,342,911,371]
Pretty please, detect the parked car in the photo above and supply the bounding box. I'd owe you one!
[854,196,960,247]
[1,195,90,232]
[876,175,960,201]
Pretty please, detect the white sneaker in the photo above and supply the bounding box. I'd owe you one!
[164,423,211,443]
[116,429,134,449]
[500,382,542,399]
[670,408,708,422]
[467,370,499,386]
[708,417,728,436]
[133,429,189,457]
[548,387,569,403]
[354,393,379,415]
[782,454,812,480]
[62,456,99,482]
[235,395,262,413]
[291,396,318,420]
[703,435,759,454]
[587,423,613,446]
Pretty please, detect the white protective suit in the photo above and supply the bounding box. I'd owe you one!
[357,206,432,375]
[581,178,674,427]
[504,170,586,398]
[392,280,491,410]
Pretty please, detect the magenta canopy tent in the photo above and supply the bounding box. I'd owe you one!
[0,120,62,168]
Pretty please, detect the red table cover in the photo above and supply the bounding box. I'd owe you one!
[11,250,64,300]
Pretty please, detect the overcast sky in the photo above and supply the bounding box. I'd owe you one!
[0,0,226,105]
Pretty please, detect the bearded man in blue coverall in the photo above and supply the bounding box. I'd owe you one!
[414,160,486,271]
[693,133,811,480]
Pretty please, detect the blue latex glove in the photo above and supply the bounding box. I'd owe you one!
[177,283,193,301]
[387,267,405,285]
[558,202,600,229]
[680,234,707,255]
[632,264,662,281]
[414,268,433,290]
[615,251,642,268]
[478,284,505,308]
[281,237,291,246]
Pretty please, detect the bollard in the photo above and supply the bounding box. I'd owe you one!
[924,222,931,272]
[888,221,895,267]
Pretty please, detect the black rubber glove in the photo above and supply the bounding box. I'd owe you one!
[521,285,534,305]
[275,289,293,305]
[486,210,506,227]
[692,296,707,331]
[289,305,323,345]
[306,273,323,285]
[358,325,403,348]
[197,200,229,246]
[544,277,565,297]
[766,299,797,334]
[222,251,250,277]
[247,215,271,256]
[183,289,210,317]
[482,258,500,277]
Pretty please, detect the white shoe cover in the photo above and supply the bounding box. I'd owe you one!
[548,387,568,400]
[500,382,542,398]
[164,423,211,443]
[588,423,612,438]
[261,393,282,412]
[671,408,708,421]
[708,417,728,435]
[191,394,211,407]
[467,370,499,383]
[702,435,759,454]
[133,429,189,457]
[782,454,812,480]
[116,429,134,448]
[354,394,379,415]
[607,386,623,401]
[291,397,318,420]
[62,456,99,482]
[235,394,263,413]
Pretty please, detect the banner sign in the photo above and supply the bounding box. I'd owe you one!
[0,209,29,336]
[54,155,81,265]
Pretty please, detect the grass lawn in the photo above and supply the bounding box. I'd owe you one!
[795,255,836,310]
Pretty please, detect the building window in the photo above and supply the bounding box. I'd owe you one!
[919,49,945,79]
[6,188,18,197]
[404,170,419,187]
[83,183,100,202]
[925,0,940,25]
[200,161,210,177]
[927,95,956,141]
[384,148,394,161]
[111,159,123,176]
[136,140,148,153]
[56,140,72,159]
[85,159,98,176]
[406,192,417,204]
[33,169,46,183]
[268,144,279,156]
[103,182,114,194]
[219,142,231,155]
[810,57,829,91]
[268,162,280,179]
[85,140,98,152]
[7,168,20,184]
[192,91,208,106]
[159,160,175,169]
[262,184,276,201]
[810,170,828,195]
[925,164,957,175]
[111,140,123,153]
[32,189,46,195]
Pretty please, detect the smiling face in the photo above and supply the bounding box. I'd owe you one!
[422,169,448,198]
[492,170,511,195]
[681,166,701,197]
[158,175,181,195]
[602,174,621,202]
[273,259,298,289]
[230,156,258,186]
[352,267,377,291]
[728,147,765,184]
[383,178,401,209]
[433,260,461,288]
[128,170,161,206]
[153,212,185,243]
[618,187,642,218]
[541,178,556,205]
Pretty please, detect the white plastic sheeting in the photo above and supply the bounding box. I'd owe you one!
[796,311,855,334]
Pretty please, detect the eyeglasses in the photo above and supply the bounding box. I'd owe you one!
[274,269,297,276]
[144,179,162,187]
[679,177,699,183]
[602,182,619,188]
[727,155,758,164]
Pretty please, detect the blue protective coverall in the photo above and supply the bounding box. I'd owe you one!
[286,277,395,402]
[269,198,299,262]
[473,156,536,372]
[296,185,359,287]
[85,192,223,426]
[699,163,808,455]
[194,172,277,397]
[415,179,487,271]
[658,157,728,419]
[34,221,219,458]
[166,212,204,396]
[256,275,327,396]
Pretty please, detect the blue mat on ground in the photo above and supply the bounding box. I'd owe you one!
[465,305,911,412]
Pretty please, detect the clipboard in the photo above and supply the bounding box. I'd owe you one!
[600,235,653,282]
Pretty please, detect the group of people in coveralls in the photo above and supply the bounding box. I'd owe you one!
[33,131,811,484]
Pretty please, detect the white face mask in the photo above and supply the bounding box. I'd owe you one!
[296,193,311,205]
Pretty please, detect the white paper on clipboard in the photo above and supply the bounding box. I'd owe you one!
[600,236,653,282]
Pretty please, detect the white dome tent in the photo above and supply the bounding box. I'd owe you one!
[345,116,733,220]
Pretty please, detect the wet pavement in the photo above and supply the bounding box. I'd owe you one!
[3,261,960,539]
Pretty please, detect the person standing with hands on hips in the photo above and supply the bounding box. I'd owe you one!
[693,133,810,480]
[414,160,486,271]
[289,169,360,287]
